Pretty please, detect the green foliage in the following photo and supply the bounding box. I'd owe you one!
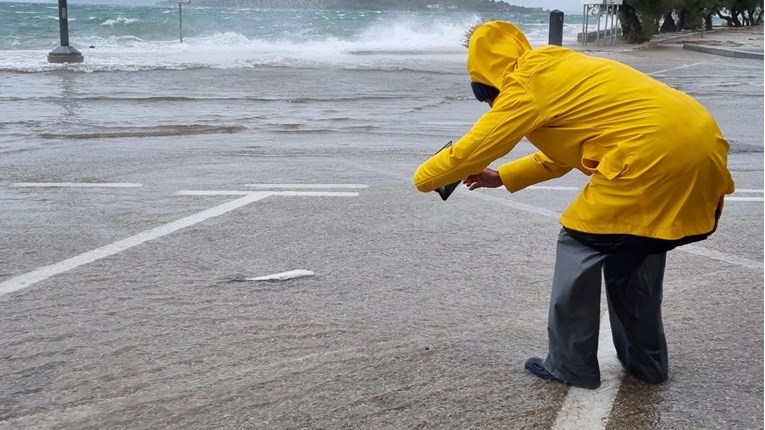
[713,0,764,26]
[620,2,662,42]
[620,0,761,43]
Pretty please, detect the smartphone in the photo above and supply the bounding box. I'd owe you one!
[434,141,461,201]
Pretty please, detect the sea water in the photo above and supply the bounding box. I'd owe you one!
[0,1,587,152]
[1,2,590,71]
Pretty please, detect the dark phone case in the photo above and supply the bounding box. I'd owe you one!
[434,141,460,201]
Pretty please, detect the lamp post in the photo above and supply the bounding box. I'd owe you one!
[47,0,84,63]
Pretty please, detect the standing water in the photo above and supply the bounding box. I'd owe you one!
[0,2,588,153]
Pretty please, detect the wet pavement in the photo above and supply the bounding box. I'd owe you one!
[1,31,763,430]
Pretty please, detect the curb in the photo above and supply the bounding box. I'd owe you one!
[643,30,706,49]
[682,43,764,60]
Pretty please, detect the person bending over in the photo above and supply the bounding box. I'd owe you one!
[413,21,734,389]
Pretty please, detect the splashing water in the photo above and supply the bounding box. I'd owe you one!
[0,2,590,73]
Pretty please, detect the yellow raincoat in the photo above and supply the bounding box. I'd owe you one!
[413,21,734,240]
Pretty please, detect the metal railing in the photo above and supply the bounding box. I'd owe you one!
[580,0,622,46]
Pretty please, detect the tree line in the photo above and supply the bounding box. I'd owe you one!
[620,0,762,43]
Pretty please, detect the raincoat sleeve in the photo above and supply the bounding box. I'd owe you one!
[413,83,540,192]
[497,152,572,192]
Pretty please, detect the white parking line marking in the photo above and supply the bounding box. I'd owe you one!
[468,191,762,268]
[270,191,359,197]
[176,190,359,197]
[176,190,254,196]
[465,188,762,430]
[648,61,714,76]
[13,182,142,188]
[680,244,763,269]
[0,192,271,296]
[245,184,369,189]
[551,316,621,430]
[418,121,475,126]
[528,185,580,191]
[526,186,763,198]
[1,187,367,297]
[727,197,763,202]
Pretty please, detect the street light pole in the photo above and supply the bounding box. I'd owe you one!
[47,0,84,63]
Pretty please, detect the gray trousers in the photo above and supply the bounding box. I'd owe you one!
[543,229,669,388]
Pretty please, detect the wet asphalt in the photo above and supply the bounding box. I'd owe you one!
[0,46,762,429]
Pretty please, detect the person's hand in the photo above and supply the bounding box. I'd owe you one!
[462,168,503,190]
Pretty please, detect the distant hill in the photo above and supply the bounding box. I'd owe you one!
[193,0,547,13]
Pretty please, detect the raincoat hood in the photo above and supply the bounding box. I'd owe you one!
[467,21,532,89]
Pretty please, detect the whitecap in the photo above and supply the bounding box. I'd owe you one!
[101,17,140,26]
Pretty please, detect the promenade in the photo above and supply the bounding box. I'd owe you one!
[569,24,764,60]
[0,23,762,430]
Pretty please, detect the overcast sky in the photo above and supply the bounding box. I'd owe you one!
[1,0,584,14]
